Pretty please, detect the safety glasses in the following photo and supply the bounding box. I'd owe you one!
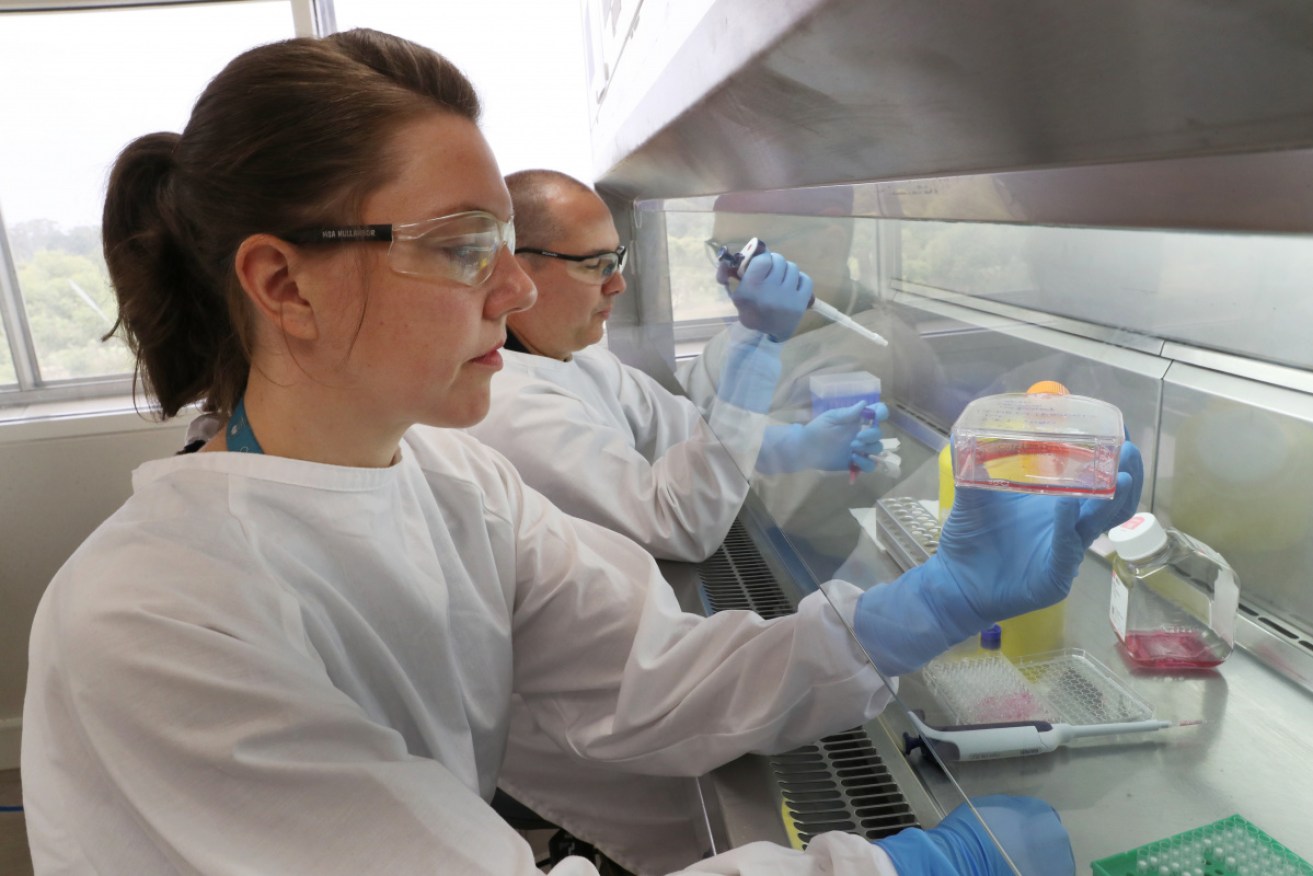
[283,210,516,287]
[515,245,627,284]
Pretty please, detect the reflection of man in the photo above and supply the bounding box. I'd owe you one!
[466,169,884,563]
[680,200,947,565]
[680,189,889,421]
[705,210,866,330]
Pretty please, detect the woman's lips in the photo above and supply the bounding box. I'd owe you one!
[470,342,503,367]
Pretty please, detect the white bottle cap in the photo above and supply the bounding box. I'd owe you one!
[1107,512,1169,561]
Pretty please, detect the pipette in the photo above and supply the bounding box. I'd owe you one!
[809,297,889,347]
[904,711,1202,761]
[716,238,889,347]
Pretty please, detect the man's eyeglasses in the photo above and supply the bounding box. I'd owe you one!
[282,210,515,287]
[515,245,627,283]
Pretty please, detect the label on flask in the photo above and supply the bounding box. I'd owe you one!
[1109,572,1129,639]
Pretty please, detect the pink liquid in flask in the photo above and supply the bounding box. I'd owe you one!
[1109,513,1239,671]
[1123,630,1226,669]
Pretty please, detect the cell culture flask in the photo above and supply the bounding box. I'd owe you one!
[1108,513,1239,669]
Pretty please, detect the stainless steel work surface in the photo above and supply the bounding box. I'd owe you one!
[691,517,1313,868]
[884,551,1313,868]
[660,436,1313,868]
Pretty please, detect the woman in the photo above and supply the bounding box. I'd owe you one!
[22,28,1138,875]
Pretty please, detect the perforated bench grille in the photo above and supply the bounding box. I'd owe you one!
[696,519,920,844]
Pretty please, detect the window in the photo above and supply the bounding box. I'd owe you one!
[0,306,13,387]
[0,0,298,405]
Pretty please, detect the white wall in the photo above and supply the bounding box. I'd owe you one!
[331,1,594,184]
[0,407,188,767]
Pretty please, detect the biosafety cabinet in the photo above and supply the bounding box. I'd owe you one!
[584,0,1313,869]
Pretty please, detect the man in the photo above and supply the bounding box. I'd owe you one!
[462,170,887,872]
[467,169,886,563]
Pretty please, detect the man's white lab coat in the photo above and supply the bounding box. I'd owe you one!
[466,340,772,563]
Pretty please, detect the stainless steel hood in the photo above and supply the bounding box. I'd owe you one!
[595,0,1313,203]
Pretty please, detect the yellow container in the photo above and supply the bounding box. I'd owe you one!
[1001,381,1068,657]
[997,602,1065,659]
[937,444,954,525]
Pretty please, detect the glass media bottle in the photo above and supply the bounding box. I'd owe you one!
[1108,513,1239,669]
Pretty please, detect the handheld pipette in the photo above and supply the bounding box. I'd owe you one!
[904,711,1202,762]
[716,238,889,347]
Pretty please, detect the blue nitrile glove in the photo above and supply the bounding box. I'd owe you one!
[726,251,814,341]
[714,324,784,414]
[876,795,1074,876]
[756,402,889,475]
[855,441,1143,676]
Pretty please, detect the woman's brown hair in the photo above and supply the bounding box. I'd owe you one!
[102,28,480,418]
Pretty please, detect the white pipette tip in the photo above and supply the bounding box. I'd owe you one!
[809,298,890,347]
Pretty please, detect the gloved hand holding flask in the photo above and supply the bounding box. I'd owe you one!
[876,795,1075,876]
[855,441,1144,677]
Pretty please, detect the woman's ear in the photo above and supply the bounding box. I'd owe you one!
[234,234,320,342]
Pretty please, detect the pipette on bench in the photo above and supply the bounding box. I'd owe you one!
[717,238,889,347]
[904,711,1202,761]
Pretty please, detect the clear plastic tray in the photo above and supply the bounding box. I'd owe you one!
[922,648,1153,727]
[951,392,1124,497]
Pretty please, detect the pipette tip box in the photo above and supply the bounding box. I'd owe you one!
[951,392,1124,498]
[809,370,881,418]
[1091,814,1313,876]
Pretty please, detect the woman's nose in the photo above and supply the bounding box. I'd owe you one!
[489,246,537,317]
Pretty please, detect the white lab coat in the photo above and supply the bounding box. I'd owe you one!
[461,333,795,872]
[23,426,903,875]
[464,338,771,563]
[496,703,710,874]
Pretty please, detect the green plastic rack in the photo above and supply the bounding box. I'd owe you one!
[1092,814,1312,876]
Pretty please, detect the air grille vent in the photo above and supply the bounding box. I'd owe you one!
[1240,602,1313,653]
[769,730,919,844]
[696,519,921,846]
[697,520,793,618]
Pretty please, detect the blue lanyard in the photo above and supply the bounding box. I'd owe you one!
[227,396,264,454]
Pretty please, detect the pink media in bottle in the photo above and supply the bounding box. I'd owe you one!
[1108,513,1239,670]
[1122,630,1226,670]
